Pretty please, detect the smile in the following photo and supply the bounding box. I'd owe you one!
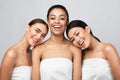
[78,39,85,47]
[53,25,62,30]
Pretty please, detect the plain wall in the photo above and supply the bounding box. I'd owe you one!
[0,0,120,63]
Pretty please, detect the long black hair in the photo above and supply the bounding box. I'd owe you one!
[66,20,100,42]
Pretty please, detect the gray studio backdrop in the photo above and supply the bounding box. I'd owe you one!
[0,0,120,63]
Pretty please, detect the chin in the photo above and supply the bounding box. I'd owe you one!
[81,45,87,49]
[30,43,37,46]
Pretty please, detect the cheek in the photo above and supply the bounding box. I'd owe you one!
[48,20,53,25]
[26,31,31,38]
[40,37,44,42]
[27,30,36,39]
[73,41,79,47]
[79,32,84,38]
[83,36,90,48]
[63,21,68,27]
[68,31,73,38]
[85,33,90,41]
[30,29,37,35]
[87,37,91,46]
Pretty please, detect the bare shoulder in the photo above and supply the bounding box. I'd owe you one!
[32,41,47,57]
[3,46,18,60]
[102,42,119,58]
[102,43,116,52]
[33,41,47,51]
[1,46,18,67]
[68,41,82,54]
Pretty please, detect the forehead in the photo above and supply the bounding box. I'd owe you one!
[68,27,83,36]
[49,8,67,16]
[31,23,48,32]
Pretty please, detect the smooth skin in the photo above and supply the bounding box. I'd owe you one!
[0,19,48,80]
[68,26,120,80]
[32,8,82,80]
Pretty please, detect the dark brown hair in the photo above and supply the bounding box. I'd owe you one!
[47,4,69,22]
[28,18,48,31]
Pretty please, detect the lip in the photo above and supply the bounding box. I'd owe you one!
[78,39,85,47]
[53,25,62,31]
[32,38,39,43]
[54,25,61,28]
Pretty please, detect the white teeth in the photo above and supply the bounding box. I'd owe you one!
[80,41,83,45]
[54,26,61,28]
[79,40,84,46]
[33,38,38,43]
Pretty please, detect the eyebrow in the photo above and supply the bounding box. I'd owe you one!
[36,27,41,32]
[60,14,66,17]
[73,30,77,35]
[50,14,66,17]
[37,27,47,35]
[69,30,77,41]
[49,15,55,17]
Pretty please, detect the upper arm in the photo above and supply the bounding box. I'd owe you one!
[0,49,17,80]
[104,44,120,79]
[32,46,42,80]
[71,45,82,80]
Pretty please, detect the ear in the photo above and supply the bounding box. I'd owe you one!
[85,26,91,33]
[25,25,30,32]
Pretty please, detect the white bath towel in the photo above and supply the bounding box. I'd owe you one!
[82,58,113,80]
[11,66,32,80]
[40,58,72,80]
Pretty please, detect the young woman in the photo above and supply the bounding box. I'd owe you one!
[66,20,120,80]
[0,18,48,80]
[32,5,82,80]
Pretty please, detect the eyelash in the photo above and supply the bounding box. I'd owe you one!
[50,18,55,20]
[35,30,46,38]
[50,17,66,20]
[35,29,40,33]
[60,18,66,20]
[75,32,79,36]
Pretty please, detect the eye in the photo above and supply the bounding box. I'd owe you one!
[50,17,55,20]
[35,28,41,33]
[60,17,66,20]
[41,34,46,38]
[75,32,79,36]
[35,29,40,33]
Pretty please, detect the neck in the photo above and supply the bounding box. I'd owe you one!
[48,34,67,44]
[17,35,31,52]
[87,36,101,51]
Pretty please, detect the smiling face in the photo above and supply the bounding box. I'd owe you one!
[68,27,91,49]
[26,23,48,46]
[47,8,68,35]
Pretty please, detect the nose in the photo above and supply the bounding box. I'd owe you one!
[55,18,60,23]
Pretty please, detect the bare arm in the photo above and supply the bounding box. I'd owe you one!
[104,44,120,80]
[71,45,82,80]
[0,49,16,80]
[32,46,42,80]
